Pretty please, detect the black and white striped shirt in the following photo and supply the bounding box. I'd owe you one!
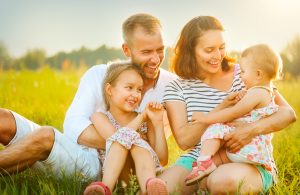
[163,64,245,160]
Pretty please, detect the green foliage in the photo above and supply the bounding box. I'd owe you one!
[0,70,299,194]
[281,35,300,77]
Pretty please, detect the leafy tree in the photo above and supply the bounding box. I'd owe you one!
[0,42,12,70]
[281,35,300,77]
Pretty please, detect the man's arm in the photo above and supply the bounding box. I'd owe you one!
[64,65,107,148]
[224,89,297,152]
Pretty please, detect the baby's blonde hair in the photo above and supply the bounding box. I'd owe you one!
[241,44,282,80]
[103,60,145,110]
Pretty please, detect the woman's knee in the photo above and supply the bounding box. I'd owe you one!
[0,108,16,145]
[207,172,239,194]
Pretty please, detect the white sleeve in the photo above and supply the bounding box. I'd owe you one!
[63,65,107,143]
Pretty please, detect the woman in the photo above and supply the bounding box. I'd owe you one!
[159,16,296,194]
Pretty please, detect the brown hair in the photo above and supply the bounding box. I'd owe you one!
[103,60,145,110]
[241,44,282,80]
[170,16,234,79]
[122,13,162,46]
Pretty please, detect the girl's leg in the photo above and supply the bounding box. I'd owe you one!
[130,145,156,194]
[102,142,129,190]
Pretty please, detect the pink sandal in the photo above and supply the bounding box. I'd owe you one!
[146,178,168,195]
[83,181,112,195]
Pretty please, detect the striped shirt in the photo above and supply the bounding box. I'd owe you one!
[163,64,245,159]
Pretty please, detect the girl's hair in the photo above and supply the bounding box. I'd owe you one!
[170,16,234,79]
[103,60,145,110]
[241,44,283,81]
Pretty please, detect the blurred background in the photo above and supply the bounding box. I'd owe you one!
[0,0,300,77]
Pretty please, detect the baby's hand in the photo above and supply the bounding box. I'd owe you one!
[220,90,247,109]
[192,112,206,122]
[145,102,164,123]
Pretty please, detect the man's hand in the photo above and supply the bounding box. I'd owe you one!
[224,123,256,152]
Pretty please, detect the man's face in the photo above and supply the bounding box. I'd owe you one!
[123,27,165,80]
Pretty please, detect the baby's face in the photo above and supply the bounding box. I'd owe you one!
[240,56,258,89]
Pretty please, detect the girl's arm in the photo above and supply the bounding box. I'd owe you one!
[193,88,264,124]
[146,102,168,166]
[91,112,147,140]
[91,112,118,140]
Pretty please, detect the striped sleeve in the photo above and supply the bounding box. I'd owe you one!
[163,79,185,103]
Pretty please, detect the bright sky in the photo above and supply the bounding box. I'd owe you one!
[0,0,300,57]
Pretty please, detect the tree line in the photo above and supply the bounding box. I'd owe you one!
[0,36,299,77]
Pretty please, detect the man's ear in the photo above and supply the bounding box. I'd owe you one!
[122,43,131,57]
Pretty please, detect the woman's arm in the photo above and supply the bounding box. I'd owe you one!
[146,103,168,166]
[224,89,297,152]
[165,101,208,150]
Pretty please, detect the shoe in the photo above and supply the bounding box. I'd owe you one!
[146,178,168,195]
[83,181,112,195]
[185,159,217,186]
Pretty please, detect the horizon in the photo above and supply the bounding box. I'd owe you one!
[1,0,300,57]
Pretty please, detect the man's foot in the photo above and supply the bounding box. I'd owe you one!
[83,181,112,195]
[185,158,216,186]
[146,178,168,195]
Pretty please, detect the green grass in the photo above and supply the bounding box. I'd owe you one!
[0,68,299,194]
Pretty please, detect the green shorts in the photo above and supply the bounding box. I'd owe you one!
[174,156,273,193]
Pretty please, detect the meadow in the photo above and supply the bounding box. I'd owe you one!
[0,67,299,194]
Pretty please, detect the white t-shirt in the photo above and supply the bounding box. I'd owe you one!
[64,64,177,143]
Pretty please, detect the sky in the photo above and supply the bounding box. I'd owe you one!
[0,0,300,57]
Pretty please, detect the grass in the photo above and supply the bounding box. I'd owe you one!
[0,68,299,194]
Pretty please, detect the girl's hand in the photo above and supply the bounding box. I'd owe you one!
[145,102,164,123]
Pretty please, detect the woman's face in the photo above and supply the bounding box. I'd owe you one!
[194,30,226,77]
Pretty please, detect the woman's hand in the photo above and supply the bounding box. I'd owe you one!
[224,123,255,152]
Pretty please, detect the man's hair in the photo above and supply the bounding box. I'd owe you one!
[170,16,234,79]
[122,13,162,45]
[102,60,145,110]
[241,44,283,80]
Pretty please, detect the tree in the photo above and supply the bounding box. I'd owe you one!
[0,42,12,70]
[281,35,300,77]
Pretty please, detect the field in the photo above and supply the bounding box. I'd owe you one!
[0,68,299,194]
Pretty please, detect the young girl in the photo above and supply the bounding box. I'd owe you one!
[185,44,282,185]
[84,61,168,195]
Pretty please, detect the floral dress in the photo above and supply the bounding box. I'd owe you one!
[201,88,278,177]
[100,111,161,171]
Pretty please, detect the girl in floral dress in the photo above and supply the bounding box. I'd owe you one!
[185,44,282,185]
[84,61,168,195]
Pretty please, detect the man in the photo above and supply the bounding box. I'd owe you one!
[0,13,176,179]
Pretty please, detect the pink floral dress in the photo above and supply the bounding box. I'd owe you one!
[201,91,278,177]
[103,111,161,170]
